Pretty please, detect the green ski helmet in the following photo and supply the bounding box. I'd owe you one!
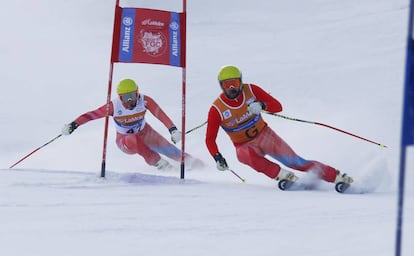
[218,65,243,99]
[218,65,242,83]
[117,79,138,95]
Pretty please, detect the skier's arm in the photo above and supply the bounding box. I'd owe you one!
[205,106,221,156]
[206,106,229,171]
[144,95,176,130]
[62,102,114,135]
[144,95,182,143]
[74,102,114,126]
[250,84,283,113]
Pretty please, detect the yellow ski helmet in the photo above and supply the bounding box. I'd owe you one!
[117,79,138,95]
[218,65,242,82]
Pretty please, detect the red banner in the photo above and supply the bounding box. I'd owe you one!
[112,7,186,67]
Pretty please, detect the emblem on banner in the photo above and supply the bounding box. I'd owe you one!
[169,21,179,30]
[123,16,133,26]
[139,30,167,57]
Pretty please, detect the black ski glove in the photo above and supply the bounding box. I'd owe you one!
[62,122,79,135]
[213,152,228,171]
[168,126,182,144]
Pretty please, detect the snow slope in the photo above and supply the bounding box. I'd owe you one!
[0,0,413,255]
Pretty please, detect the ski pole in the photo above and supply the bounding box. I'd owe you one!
[263,110,387,148]
[228,168,246,183]
[9,134,63,169]
[185,121,207,134]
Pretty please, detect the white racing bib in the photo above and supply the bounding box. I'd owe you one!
[112,94,147,134]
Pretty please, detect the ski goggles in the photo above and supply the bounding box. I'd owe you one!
[221,79,242,90]
[120,92,137,102]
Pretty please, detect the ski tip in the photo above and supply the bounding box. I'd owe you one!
[335,182,350,193]
[278,179,293,191]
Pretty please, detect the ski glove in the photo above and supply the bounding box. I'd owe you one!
[169,126,182,144]
[213,152,228,171]
[248,101,265,115]
[62,122,79,135]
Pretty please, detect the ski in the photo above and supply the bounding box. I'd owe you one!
[278,179,354,194]
[277,179,316,191]
[335,182,371,194]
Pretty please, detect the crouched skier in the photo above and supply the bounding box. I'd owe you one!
[62,78,201,170]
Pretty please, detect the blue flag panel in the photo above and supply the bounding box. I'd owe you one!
[402,7,414,146]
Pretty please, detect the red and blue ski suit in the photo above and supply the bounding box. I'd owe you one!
[205,83,337,182]
[73,94,182,166]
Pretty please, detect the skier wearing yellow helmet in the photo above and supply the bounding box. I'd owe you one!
[205,65,353,190]
[62,78,200,170]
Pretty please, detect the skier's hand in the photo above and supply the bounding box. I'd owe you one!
[169,126,182,144]
[62,122,79,135]
[213,152,228,171]
[248,101,265,115]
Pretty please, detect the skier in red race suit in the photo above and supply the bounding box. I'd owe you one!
[205,65,353,187]
[62,78,199,170]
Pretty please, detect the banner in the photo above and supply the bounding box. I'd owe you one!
[112,7,185,67]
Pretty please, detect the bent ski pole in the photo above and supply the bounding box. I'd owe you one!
[9,134,63,169]
[228,168,246,183]
[263,110,387,148]
[185,121,207,134]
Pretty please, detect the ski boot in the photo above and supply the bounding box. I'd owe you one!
[155,158,173,170]
[276,169,298,191]
[334,170,354,193]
